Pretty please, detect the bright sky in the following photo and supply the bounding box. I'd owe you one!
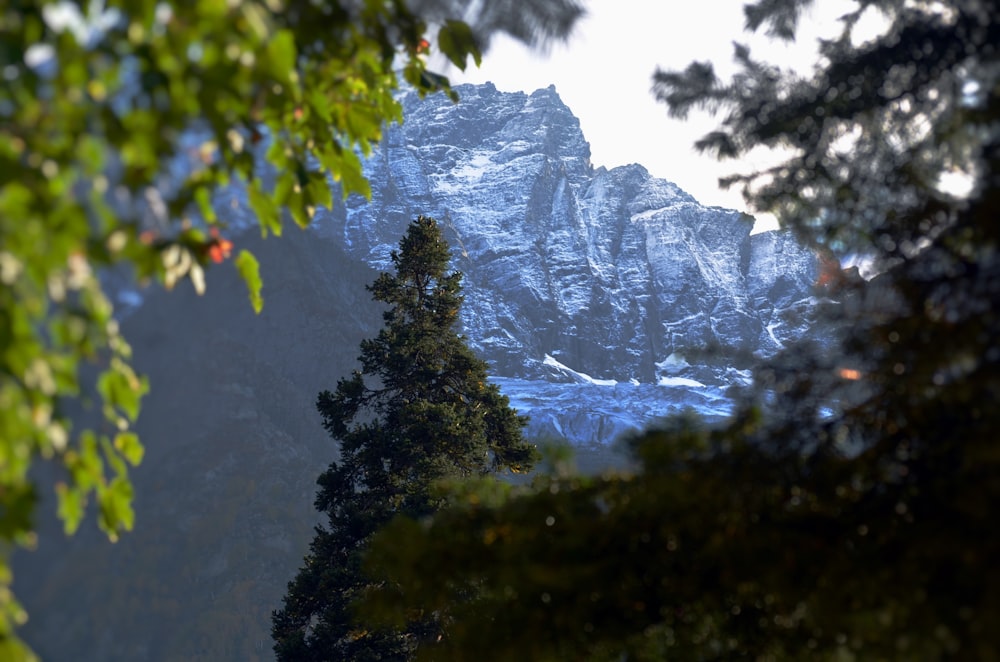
[443,0,867,228]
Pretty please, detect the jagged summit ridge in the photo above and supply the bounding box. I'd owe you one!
[315,82,817,384]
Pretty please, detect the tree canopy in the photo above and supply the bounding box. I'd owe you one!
[360,1,1000,659]
[0,0,582,656]
[271,216,536,660]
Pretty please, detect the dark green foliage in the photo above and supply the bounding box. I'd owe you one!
[360,2,1000,660]
[272,217,534,660]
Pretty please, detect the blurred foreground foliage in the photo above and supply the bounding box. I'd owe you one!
[0,0,582,656]
[362,1,1000,659]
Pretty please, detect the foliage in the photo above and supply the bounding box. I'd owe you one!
[361,1,1000,659]
[0,0,581,655]
[271,216,536,660]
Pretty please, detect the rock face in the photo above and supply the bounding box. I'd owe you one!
[16,83,819,662]
[320,83,817,384]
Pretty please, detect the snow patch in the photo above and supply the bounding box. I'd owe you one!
[657,376,707,388]
[543,354,617,386]
[656,353,690,371]
[765,320,784,348]
[492,376,733,445]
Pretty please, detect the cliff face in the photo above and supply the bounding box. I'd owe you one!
[319,83,817,383]
[16,83,820,661]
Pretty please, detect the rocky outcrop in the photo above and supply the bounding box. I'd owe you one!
[317,83,817,384]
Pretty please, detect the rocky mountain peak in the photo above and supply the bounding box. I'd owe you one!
[323,83,817,385]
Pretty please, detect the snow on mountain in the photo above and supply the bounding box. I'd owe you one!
[492,377,732,447]
[106,82,819,444]
[313,83,818,389]
[541,354,618,386]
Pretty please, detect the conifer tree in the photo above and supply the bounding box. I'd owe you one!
[271,216,534,660]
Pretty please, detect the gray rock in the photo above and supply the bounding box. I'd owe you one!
[317,83,818,384]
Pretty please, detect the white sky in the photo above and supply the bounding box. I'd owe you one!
[443,0,868,228]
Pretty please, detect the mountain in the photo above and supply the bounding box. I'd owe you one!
[319,83,817,385]
[16,83,819,661]
[311,83,818,440]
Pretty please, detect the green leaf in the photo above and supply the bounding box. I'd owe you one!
[77,135,106,175]
[315,143,343,176]
[438,20,481,70]
[69,431,103,493]
[305,170,332,212]
[419,70,452,94]
[0,484,38,541]
[316,143,370,200]
[0,637,38,662]
[308,87,332,123]
[274,170,294,207]
[55,483,85,536]
[343,106,382,149]
[248,180,282,236]
[101,435,128,478]
[337,150,370,200]
[194,186,217,224]
[288,192,309,228]
[265,29,297,88]
[235,250,263,313]
[97,477,135,541]
[114,431,144,466]
[97,362,146,422]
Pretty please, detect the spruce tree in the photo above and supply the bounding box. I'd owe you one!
[271,216,534,660]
